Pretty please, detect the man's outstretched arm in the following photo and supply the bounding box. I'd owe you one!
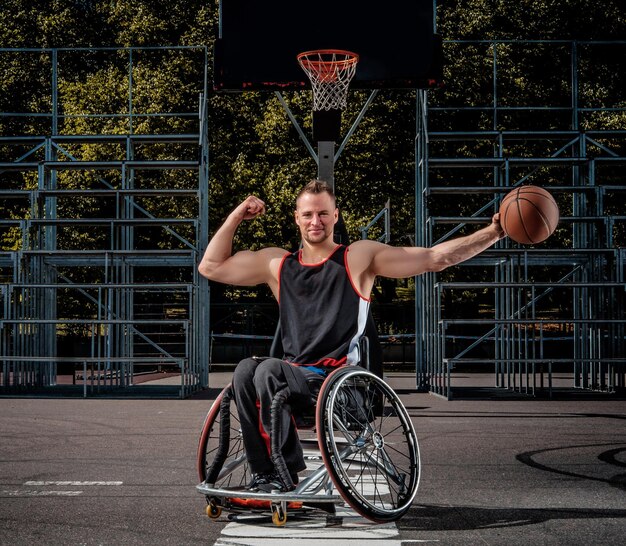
[352,214,505,285]
[198,196,286,288]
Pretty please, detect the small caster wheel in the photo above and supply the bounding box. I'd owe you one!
[271,505,287,527]
[206,501,222,519]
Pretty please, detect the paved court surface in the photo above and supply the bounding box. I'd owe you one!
[1,372,625,545]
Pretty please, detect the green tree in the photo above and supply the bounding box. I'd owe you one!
[1,0,624,301]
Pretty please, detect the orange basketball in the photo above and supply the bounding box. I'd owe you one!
[499,185,559,244]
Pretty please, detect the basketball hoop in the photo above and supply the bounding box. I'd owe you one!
[297,49,359,111]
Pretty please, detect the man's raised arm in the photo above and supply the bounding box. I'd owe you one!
[198,196,286,289]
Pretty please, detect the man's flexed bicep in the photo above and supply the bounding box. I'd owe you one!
[198,195,287,291]
[199,247,286,288]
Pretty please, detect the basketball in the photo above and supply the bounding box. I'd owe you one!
[499,185,559,244]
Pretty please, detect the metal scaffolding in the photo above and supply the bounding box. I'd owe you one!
[2,41,625,400]
[416,40,626,399]
[0,47,210,398]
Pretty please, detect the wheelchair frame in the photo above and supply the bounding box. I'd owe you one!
[196,364,420,526]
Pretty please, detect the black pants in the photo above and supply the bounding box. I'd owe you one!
[231,357,322,475]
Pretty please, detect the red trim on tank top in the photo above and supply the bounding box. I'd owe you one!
[344,246,371,302]
[297,244,342,267]
[276,252,290,304]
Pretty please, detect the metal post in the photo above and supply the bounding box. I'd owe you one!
[128,48,134,134]
[198,91,211,388]
[51,49,58,136]
[317,141,335,189]
[415,89,429,391]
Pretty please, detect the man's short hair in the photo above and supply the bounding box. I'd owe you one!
[296,180,336,206]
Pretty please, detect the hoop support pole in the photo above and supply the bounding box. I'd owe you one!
[317,140,335,189]
[274,91,318,161]
[335,89,379,162]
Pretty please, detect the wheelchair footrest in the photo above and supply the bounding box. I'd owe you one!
[196,482,343,504]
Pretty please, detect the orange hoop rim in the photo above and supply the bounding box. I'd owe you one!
[297,49,359,110]
[297,49,359,72]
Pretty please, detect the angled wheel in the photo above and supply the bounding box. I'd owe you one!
[316,367,420,522]
[206,500,222,519]
[197,385,250,488]
[271,504,287,526]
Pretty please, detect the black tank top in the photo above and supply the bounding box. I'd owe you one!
[278,245,370,368]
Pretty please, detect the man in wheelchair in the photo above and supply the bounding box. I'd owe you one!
[199,180,504,493]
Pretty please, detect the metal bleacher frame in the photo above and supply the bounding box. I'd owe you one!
[0,47,210,398]
[415,39,626,399]
[2,41,625,401]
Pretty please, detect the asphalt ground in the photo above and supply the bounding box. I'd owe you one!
[1,371,625,545]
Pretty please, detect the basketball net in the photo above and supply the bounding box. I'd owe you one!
[297,49,359,111]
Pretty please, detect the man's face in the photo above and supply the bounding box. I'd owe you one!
[294,191,338,244]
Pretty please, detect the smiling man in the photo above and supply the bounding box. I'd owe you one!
[199,179,504,492]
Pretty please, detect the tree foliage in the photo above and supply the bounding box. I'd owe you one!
[438,0,625,40]
[1,1,625,309]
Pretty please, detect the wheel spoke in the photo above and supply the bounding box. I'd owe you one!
[318,368,420,521]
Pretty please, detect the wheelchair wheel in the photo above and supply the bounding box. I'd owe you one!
[316,367,420,522]
[197,385,250,488]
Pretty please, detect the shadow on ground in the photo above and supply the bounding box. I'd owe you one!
[400,504,626,531]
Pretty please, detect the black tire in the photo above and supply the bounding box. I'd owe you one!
[196,385,250,488]
[316,367,420,522]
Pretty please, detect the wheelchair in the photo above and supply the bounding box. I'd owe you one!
[196,352,421,526]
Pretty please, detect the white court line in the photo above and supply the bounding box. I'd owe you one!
[212,456,410,545]
[2,490,83,497]
[24,481,123,486]
[216,540,399,546]
[214,535,402,546]
[215,508,400,546]
[1,481,124,498]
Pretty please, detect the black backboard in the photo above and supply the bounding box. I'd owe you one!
[214,0,442,91]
